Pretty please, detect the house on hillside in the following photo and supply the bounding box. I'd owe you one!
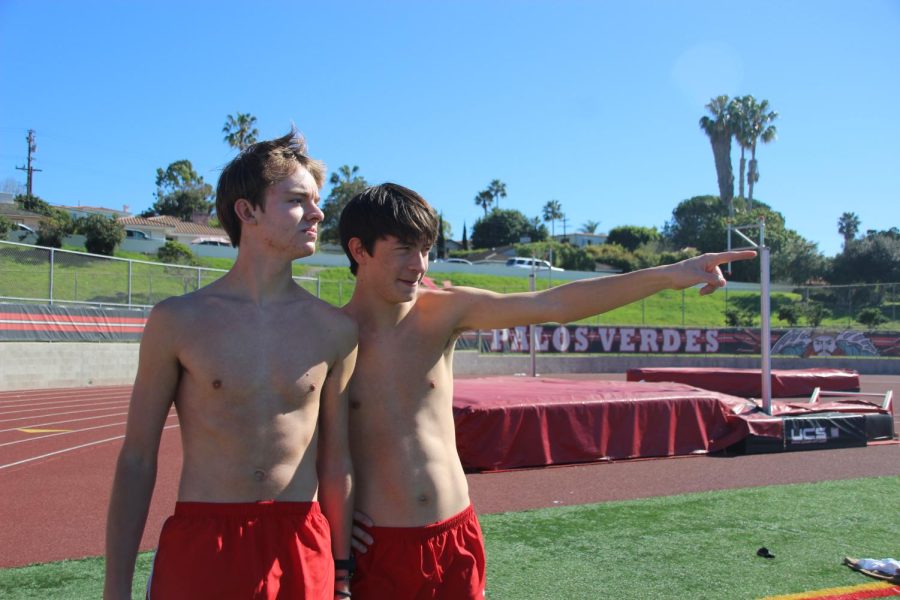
[551,232,608,247]
[0,203,45,242]
[58,204,131,220]
[117,215,229,245]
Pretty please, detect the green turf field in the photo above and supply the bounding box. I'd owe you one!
[1,476,896,599]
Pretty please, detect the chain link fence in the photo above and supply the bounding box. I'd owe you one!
[0,240,318,308]
[1,240,897,328]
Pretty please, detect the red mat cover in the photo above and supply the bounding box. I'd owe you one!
[625,367,860,398]
[452,377,754,471]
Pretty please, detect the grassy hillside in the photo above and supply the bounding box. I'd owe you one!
[0,244,895,329]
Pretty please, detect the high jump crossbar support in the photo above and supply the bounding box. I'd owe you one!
[728,217,773,414]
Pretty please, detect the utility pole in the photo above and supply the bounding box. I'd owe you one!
[561,216,570,241]
[16,129,42,197]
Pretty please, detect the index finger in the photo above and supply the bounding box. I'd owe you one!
[712,250,757,264]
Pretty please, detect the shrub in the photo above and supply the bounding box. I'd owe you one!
[801,301,829,327]
[157,240,196,265]
[36,210,76,248]
[79,214,125,256]
[725,307,755,327]
[856,307,888,328]
[776,302,803,326]
[0,215,12,237]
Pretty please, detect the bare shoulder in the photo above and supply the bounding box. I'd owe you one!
[301,294,358,353]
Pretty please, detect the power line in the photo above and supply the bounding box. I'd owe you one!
[15,129,42,196]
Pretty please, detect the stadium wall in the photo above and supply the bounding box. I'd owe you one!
[1,343,896,391]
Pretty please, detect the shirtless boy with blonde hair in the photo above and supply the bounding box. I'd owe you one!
[339,183,755,599]
[105,130,357,600]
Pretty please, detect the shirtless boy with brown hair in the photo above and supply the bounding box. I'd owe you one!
[104,130,357,600]
[339,183,755,599]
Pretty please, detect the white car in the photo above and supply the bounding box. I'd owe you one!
[505,257,564,271]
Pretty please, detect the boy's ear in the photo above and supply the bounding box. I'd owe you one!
[347,237,370,265]
[234,198,257,224]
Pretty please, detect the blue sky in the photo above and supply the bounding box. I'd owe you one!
[1,0,897,258]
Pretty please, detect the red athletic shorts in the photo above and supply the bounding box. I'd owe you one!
[148,500,333,600]
[352,505,486,599]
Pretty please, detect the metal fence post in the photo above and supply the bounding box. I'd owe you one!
[316,277,321,298]
[128,260,133,307]
[49,248,55,305]
[197,267,202,291]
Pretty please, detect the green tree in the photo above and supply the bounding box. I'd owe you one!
[487,179,507,209]
[471,209,545,249]
[744,98,778,206]
[606,225,661,252]
[145,160,214,221]
[0,215,13,237]
[776,301,803,326]
[580,220,601,234]
[36,210,76,248]
[699,96,735,216]
[461,223,468,250]
[838,212,860,249]
[437,214,446,259]
[830,229,900,284]
[474,190,493,215]
[730,96,753,204]
[14,193,53,216]
[542,200,564,237]
[157,240,196,265]
[78,214,125,256]
[320,165,368,244]
[663,196,823,284]
[802,301,829,327]
[856,307,888,328]
[222,112,259,151]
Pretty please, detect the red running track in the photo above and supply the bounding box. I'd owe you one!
[0,376,897,569]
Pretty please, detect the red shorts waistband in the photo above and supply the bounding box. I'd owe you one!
[365,505,476,539]
[173,500,321,518]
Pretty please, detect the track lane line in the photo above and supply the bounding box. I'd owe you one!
[0,424,180,471]
[1,413,177,448]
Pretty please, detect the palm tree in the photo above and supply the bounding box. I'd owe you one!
[488,179,507,209]
[699,96,735,217]
[580,220,601,234]
[223,112,259,151]
[730,96,754,206]
[542,200,564,238]
[838,212,860,249]
[474,190,493,215]
[745,98,778,207]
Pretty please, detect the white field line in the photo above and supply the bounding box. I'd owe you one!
[0,424,180,471]
[0,411,130,434]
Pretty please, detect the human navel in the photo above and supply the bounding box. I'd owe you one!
[212,379,222,390]
[253,469,267,482]
[350,400,361,410]
[417,493,430,505]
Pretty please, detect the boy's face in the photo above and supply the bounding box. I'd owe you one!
[361,235,432,303]
[251,165,322,259]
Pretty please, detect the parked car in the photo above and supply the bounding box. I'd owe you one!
[190,236,232,247]
[505,257,564,271]
[125,229,150,240]
[441,257,473,265]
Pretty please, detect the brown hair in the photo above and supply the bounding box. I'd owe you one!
[339,183,439,275]
[216,128,325,246]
